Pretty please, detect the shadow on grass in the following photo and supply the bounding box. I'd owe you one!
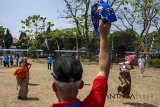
[123,102,158,107]
[84,84,91,86]
[28,83,40,86]
[143,76,152,78]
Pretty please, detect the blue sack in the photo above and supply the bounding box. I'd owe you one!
[91,1,117,36]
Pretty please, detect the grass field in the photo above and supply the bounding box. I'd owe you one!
[0,59,160,107]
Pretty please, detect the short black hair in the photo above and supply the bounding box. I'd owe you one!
[52,56,83,82]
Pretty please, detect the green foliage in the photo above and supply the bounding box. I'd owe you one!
[29,28,100,54]
[111,29,137,53]
[28,45,37,58]
[0,26,6,48]
[147,59,160,68]
[4,29,13,48]
[21,15,54,38]
[147,31,160,51]
[17,32,30,49]
[130,0,160,36]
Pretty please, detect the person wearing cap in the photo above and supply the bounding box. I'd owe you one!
[12,60,29,100]
[51,20,111,107]
[138,55,145,78]
[118,54,136,98]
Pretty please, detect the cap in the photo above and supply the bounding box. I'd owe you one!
[52,56,83,82]
[125,55,136,63]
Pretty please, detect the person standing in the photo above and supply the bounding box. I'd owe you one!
[12,61,29,100]
[138,55,145,78]
[47,55,53,70]
[10,55,14,66]
[5,55,9,67]
[3,55,6,67]
[23,58,32,83]
[16,54,19,66]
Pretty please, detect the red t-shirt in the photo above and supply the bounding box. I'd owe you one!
[51,76,108,107]
[24,62,31,69]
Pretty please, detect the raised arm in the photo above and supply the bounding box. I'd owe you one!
[98,20,111,80]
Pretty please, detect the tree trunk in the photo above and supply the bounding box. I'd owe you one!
[84,0,90,57]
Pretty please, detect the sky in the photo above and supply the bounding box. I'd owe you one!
[0,0,73,38]
[0,0,157,39]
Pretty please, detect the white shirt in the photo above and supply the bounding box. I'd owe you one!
[138,58,145,67]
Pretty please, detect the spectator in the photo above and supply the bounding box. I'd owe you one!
[16,54,19,66]
[47,55,53,70]
[5,55,9,67]
[10,55,14,66]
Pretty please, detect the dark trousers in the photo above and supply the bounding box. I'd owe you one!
[3,61,6,66]
[48,63,52,70]
[10,61,13,66]
[118,72,131,98]
[5,62,9,67]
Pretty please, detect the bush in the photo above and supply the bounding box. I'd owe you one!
[147,59,160,68]
[38,55,48,58]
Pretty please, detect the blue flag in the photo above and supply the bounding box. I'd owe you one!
[45,38,49,50]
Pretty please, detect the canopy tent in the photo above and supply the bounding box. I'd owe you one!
[0,49,43,52]
[53,50,86,53]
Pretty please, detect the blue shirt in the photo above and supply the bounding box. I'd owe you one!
[10,56,13,61]
[47,56,53,63]
[4,56,9,62]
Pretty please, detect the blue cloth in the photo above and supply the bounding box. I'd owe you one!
[16,56,19,61]
[4,56,9,62]
[47,56,53,64]
[64,102,81,107]
[10,56,13,61]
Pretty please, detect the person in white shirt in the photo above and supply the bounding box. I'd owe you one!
[138,55,145,78]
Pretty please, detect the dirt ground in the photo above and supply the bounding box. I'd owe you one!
[0,59,160,107]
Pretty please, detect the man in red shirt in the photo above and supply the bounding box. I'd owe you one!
[23,58,32,83]
[51,20,111,107]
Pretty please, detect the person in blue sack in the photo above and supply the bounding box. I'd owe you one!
[47,55,53,70]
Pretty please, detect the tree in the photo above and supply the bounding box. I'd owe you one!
[0,26,6,48]
[152,13,160,32]
[21,15,54,39]
[17,32,30,49]
[4,29,13,48]
[112,29,137,53]
[132,0,160,36]
[115,0,160,36]
[61,0,126,56]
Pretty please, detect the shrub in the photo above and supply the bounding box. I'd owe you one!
[147,59,160,68]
